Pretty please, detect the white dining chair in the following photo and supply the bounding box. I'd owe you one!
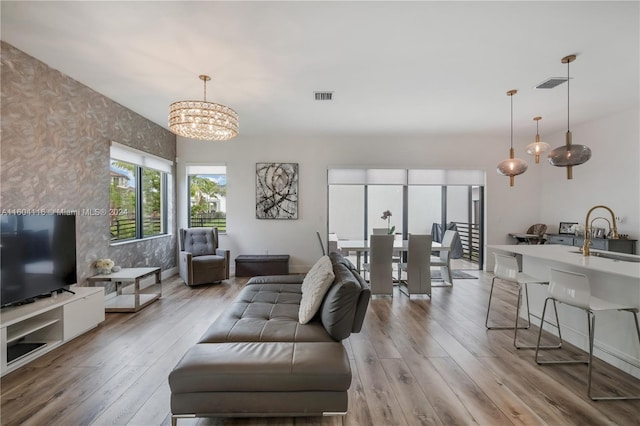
[430,230,458,287]
[363,234,394,296]
[535,268,640,400]
[373,228,401,279]
[398,234,432,297]
[486,253,561,349]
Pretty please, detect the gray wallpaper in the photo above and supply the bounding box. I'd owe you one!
[0,42,177,287]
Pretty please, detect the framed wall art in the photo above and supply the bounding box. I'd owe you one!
[256,163,298,219]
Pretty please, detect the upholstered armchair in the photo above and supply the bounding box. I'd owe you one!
[179,228,230,286]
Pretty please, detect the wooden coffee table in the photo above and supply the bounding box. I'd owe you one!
[88,267,161,312]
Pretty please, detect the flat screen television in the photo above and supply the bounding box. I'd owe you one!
[1,214,77,308]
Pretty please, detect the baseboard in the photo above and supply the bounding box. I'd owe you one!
[162,267,178,280]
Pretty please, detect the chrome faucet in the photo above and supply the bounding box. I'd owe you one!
[582,205,619,256]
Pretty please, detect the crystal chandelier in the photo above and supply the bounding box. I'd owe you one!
[526,116,550,164]
[169,75,239,141]
[496,89,528,187]
[548,54,591,179]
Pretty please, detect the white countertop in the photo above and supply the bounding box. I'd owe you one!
[488,244,640,279]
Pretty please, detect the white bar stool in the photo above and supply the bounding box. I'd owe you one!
[535,268,640,400]
[486,253,562,349]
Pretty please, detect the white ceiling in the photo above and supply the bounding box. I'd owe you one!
[2,1,638,139]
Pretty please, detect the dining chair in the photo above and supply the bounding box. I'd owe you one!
[430,230,458,287]
[398,234,432,297]
[535,268,640,400]
[486,253,561,349]
[363,234,394,296]
[372,228,401,279]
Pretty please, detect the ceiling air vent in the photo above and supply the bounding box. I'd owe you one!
[314,91,333,101]
[535,77,569,89]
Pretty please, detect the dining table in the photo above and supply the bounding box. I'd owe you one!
[337,238,449,272]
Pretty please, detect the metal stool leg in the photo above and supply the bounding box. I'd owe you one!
[516,288,562,350]
[588,309,640,401]
[535,298,579,365]
[486,277,530,330]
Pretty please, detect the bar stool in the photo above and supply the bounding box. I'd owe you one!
[486,253,562,349]
[535,268,640,400]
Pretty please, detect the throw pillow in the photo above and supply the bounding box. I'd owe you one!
[299,256,335,324]
[302,255,329,293]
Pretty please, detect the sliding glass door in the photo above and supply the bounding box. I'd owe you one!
[328,168,485,269]
[408,185,442,235]
[328,185,364,240]
[367,185,403,237]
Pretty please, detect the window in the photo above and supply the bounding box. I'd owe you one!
[187,165,227,232]
[109,143,172,242]
[328,168,486,268]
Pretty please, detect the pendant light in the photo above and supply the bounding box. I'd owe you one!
[526,117,550,164]
[496,89,528,187]
[548,54,591,179]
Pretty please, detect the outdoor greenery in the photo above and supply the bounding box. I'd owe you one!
[189,176,226,214]
[110,170,227,239]
[110,160,164,240]
[189,175,227,230]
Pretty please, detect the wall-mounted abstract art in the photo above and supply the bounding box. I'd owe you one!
[256,163,298,219]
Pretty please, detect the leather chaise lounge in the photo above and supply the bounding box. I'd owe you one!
[168,252,371,424]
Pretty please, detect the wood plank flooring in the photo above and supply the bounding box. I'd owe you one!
[2,271,639,425]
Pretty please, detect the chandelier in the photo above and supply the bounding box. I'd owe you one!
[169,75,239,141]
[496,89,528,187]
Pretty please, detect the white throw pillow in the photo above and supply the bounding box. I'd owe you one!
[299,256,335,324]
[301,255,331,293]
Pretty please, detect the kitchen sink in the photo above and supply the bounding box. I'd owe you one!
[569,250,640,263]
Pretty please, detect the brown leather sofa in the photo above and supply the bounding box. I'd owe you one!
[169,252,370,424]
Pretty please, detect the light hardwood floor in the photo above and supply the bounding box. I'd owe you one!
[2,271,639,425]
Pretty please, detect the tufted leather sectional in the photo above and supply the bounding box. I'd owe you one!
[168,252,371,424]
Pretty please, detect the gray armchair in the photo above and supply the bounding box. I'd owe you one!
[179,228,230,286]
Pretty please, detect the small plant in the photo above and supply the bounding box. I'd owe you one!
[381,210,395,235]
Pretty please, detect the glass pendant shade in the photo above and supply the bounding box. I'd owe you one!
[497,148,528,187]
[548,133,592,166]
[496,89,527,187]
[169,75,239,141]
[525,117,550,164]
[548,54,590,179]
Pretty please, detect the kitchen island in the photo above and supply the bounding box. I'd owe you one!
[488,244,640,379]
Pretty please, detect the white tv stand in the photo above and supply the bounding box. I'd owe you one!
[0,286,104,376]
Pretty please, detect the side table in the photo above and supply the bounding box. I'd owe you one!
[87,267,161,313]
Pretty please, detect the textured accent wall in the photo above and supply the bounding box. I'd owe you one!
[0,42,177,286]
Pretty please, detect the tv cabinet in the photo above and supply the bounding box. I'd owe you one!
[0,286,104,376]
